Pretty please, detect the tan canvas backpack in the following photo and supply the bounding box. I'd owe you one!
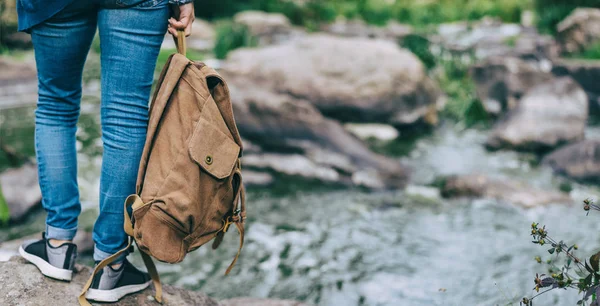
[79,31,246,305]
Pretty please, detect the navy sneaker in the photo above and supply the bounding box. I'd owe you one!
[85,258,151,302]
[19,233,77,281]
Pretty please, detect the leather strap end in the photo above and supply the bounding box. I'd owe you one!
[140,250,162,303]
[224,221,244,275]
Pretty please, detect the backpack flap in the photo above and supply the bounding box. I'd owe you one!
[188,117,240,180]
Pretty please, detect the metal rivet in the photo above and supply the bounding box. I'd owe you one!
[205,155,213,165]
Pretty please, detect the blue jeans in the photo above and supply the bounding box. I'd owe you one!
[31,0,169,263]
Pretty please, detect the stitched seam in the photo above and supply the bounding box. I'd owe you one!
[151,207,188,235]
[181,77,208,101]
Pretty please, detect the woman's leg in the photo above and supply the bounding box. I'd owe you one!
[32,1,97,245]
[92,0,169,264]
[19,0,97,281]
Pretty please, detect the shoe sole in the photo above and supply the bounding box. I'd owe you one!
[18,246,73,281]
[85,280,151,302]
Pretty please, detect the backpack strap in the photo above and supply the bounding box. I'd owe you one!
[78,195,162,306]
[226,220,245,275]
[174,29,186,57]
[211,168,246,275]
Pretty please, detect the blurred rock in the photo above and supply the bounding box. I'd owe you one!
[552,59,600,115]
[0,257,220,306]
[241,138,263,154]
[221,298,310,306]
[405,184,442,201]
[434,18,558,60]
[243,154,339,182]
[233,10,301,46]
[470,56,554,115]
[543,140,600,182]
[344,123,399,141]
[322,18,412,41]
[0,164,41,222]
[223,34,441,128]
[441,174,571,207]
[242,170,274,187]
[486,77,588,152]
[0,230,93,262]
[557,8,600,54]
[0,58,37,109]
[513,28,560,61]
[225,81,408,190]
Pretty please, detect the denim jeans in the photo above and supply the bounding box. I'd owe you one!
[31,0,169,263]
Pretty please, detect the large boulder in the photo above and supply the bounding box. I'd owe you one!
[0,164,41,222]
[222,34,441,128]
[552,59,600,115]
[543,140,600,182]
[0,257,219,306]
[470,56,554,115]
[441,174,572,207]
[486,77,588,152]
[226,80,409,189]
[557,8,600,54]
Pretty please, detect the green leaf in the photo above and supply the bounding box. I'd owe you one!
[586,274,594,286]
[587,261,595,274]
[0,183,9,226]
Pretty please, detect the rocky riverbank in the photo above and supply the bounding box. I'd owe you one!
[0,256,309,306]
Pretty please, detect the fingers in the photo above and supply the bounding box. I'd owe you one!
[185,23,192,37]
[167,26,178,37]
[169,17,185,30]
[167,24,192,37]
[168,3,194,37]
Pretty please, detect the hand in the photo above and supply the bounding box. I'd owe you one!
[168,3,194,37]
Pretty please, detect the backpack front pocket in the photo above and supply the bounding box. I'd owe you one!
[134,204,188,263]
[188,117,240,180]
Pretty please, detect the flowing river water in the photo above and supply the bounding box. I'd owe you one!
[2,92,600,306]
